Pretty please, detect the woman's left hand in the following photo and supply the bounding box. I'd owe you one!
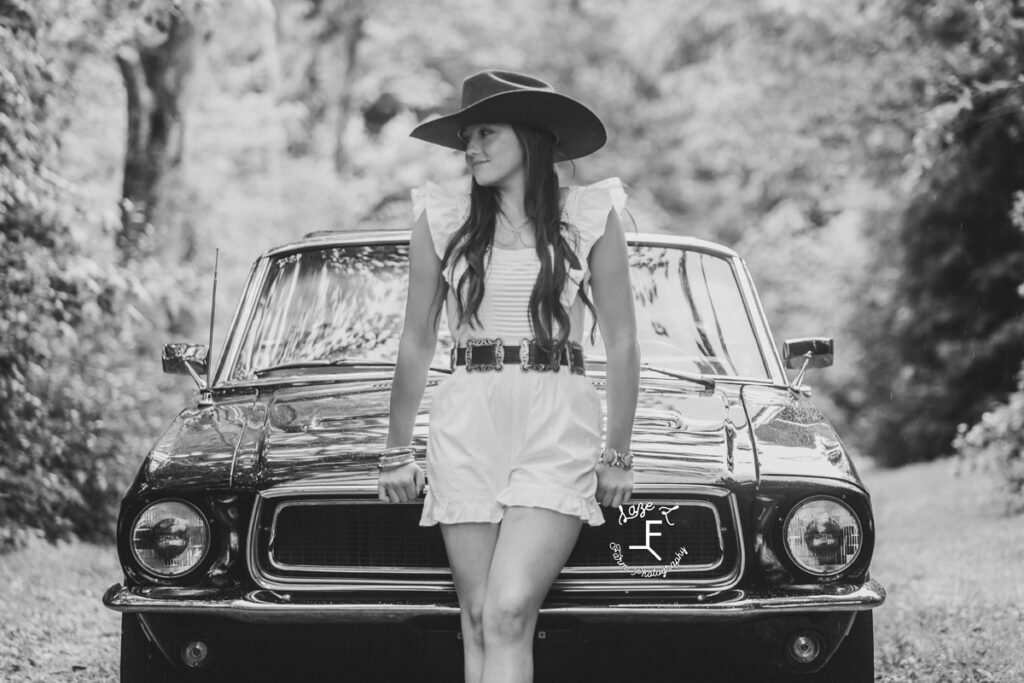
[595,464,634,508]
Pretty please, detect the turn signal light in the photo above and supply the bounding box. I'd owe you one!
[786,632,823,664]
[181,639,212,668]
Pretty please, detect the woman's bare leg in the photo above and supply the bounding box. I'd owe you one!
[440,522,500,683]
[480,507,583,683]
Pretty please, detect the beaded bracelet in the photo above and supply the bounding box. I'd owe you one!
[598,447,634,470]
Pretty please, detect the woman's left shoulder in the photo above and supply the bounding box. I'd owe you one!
[562,177,628,247]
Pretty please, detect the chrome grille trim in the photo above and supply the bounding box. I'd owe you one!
[267,499,726,576]
[247,485,745,593]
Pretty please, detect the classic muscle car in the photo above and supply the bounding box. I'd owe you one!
[103,231,885,682]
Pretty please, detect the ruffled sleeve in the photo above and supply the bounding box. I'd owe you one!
[411,181,470,261]
[561,177,628,304]
[562,177,627,257]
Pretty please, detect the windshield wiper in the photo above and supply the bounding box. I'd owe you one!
[640,363,716,390]
[253,358,451,377]
[253,360,336,376]
[328,358,453,374]
[588,357,715,390]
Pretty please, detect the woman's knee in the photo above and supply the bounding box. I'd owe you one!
[461,598,486,644]
[482,591,535,643]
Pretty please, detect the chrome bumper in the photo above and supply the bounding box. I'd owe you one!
[103,579,885,624]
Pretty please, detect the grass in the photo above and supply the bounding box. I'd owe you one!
[0,458,1021,681]
[0,540,120,682]
[862,459,1024,682]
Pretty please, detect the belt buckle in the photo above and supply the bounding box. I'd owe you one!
[568,341,585,376]
[520,338,549,372]
[547,342,562,373]
[466,337,503,372]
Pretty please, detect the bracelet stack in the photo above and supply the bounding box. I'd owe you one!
[378,446,417,471]
[599,447,634,470]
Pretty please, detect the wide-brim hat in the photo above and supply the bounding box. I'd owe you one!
[410,70,607,162]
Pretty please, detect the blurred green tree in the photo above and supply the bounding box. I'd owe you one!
[6,0,1018,554]
[955,191,1024,513]
[115,0,209,261]
[0,0,144,548]
[858,0,1024,465]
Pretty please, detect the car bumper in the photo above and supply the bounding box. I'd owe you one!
[103,579,885,624]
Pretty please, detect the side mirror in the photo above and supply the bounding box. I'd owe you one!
[782,337,834,392]
[162,343,209,388]
[782,337,834,370]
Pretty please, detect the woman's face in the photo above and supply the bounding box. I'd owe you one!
[462,123,524,190]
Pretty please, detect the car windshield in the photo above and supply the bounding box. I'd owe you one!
[228,243,770,381]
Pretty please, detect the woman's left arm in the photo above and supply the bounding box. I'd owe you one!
[588,208,641,508]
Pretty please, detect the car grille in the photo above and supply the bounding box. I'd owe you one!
[252,492,742,590]
[271,502,449,570]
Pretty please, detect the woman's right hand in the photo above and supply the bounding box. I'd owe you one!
[377,462,426,503]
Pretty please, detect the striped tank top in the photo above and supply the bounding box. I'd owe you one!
[411,177,628,343]
[472,247,541,341]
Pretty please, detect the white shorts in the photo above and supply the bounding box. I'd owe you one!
[419,366,605,526]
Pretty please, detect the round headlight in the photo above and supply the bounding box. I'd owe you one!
[783,497,862,576]
[131,500,210,578]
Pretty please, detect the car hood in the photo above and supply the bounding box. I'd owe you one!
[243,376,758,491]
[136,375,862,495]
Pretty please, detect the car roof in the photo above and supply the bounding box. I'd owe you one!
[262,230,741,261]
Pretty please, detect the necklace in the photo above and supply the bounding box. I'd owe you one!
[494,216,534,248]
[498,216,529,233]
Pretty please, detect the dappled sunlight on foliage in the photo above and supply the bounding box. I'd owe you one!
[1,1,201,549]
[5,0,1024,546]
[857,0,1024,466]
[1,10,140,547]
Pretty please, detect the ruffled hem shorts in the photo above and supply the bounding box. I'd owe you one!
[420,366,605,527]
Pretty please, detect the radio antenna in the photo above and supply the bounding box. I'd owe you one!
[206,248,219,391]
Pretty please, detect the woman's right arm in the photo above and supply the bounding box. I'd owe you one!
[379,212,445,503]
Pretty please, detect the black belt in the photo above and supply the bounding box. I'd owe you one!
[453,338,586,375]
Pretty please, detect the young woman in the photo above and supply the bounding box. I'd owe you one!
[378,70,640,683]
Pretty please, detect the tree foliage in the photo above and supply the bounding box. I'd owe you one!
[1,2,133,548]
[1,0,198,550]
[954,190,1024,514]
[857,0,1024,466]
[116,0,210,261]
[6,0,1024,547]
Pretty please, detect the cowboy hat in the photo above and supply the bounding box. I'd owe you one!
[409,70,607,161]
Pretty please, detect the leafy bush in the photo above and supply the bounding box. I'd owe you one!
[953,192,1024,514]
[954,386,1024,515]
[856,1,1024,466]
[0,2,193,550]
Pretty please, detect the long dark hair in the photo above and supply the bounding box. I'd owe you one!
[440,124,596,349]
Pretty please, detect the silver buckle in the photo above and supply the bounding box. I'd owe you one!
[568,341,585,376]
[465,337,504,372]
[518,338,566,372]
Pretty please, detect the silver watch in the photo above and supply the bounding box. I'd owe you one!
[599,448,633,470]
